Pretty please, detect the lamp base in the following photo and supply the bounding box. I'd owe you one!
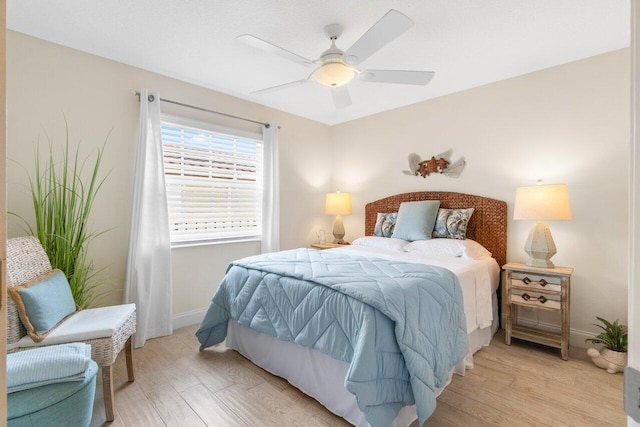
[332,214,346,244]
[524,221,557,269]
[526,258,556,269]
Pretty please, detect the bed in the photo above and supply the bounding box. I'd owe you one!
[197,191,507,427]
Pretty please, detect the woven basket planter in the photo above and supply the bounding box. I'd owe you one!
[601,348,627,369]
[588,347,627,373]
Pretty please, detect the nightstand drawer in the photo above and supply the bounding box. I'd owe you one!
[510,290,561,310]
[510,273,562,293]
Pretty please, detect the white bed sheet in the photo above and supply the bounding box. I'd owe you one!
[224,246,500,427]
[329,245,500,334]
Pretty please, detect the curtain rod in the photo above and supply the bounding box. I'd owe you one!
[134,91,271,128]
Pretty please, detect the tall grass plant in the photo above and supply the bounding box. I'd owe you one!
[21,124,109,307]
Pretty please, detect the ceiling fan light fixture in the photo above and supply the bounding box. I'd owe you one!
[311,62,356,87]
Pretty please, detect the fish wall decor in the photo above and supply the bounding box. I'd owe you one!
[402,150,466,178]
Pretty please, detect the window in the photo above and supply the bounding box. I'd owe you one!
[161,116,263,245]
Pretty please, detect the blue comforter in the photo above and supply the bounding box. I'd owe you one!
[196,248,468,426]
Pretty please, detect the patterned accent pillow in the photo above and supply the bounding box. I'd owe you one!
[373,212,398,238]
[432,208,475,240]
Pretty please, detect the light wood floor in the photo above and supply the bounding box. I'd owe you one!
[90,326,625,427]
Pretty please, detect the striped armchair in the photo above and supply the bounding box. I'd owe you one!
[6,236,136,422]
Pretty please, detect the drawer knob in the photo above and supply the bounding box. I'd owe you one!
[522,277,532,284]
[538,295,548,304]
[539,279,548,287]
[522,293,531,301]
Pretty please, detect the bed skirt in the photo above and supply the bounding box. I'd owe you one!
[226,293,499,427]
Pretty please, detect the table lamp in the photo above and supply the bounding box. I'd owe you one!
[513,183,572,268]
[325,191,352,244]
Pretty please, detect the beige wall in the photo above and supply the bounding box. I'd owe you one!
[332,49,630,342]
[7,31,333,314]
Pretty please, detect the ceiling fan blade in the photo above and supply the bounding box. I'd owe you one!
[237,34,315,68]
[331,86,352,109]
[251,79,310,95]
[343,10,414,65]
[359,70,435,85]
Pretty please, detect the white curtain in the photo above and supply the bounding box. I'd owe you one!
[261,122,280,253]
[124,88,173,348]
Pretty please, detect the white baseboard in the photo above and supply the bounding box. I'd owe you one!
[173,308,207,330]
[500,314,593,348]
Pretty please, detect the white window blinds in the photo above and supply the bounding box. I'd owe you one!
[161,117,263,244]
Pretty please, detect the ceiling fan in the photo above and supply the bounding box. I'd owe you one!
[237,9,434,109]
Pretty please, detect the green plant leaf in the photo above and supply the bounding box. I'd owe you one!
[586,317,628,352]
[23,122,111,308]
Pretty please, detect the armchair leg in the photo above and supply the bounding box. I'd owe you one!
[102,365,115,422]
[125,336,135,382]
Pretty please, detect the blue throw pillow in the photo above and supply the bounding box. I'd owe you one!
[8,269,78,342]
[391,201,441,241]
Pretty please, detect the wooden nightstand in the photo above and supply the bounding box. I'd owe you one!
[310,242,345,250]
[503,262,573,360]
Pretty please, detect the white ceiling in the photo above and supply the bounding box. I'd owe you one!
[7,1,630,125]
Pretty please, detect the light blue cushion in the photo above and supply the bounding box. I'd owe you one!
[391,201,441,241]
[8,360,97,427]
[17,270,76,335]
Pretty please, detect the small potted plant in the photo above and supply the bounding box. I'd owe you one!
[585,317,627,374]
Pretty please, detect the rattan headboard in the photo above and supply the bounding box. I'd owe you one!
[365,192,507,267]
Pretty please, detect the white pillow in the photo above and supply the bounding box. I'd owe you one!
[352,236,409,252]
[404,238,492,260]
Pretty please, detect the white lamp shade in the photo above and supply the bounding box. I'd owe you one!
[513,184,572,221]
[311,63,356,87]
[325,192,352,215]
